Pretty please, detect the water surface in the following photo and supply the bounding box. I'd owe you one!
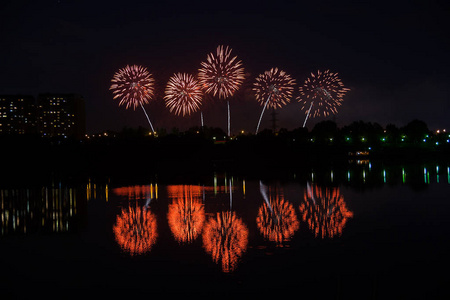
[1,162,449,298]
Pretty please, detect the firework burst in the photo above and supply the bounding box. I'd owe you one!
[199,45,245,135]
[164,73,203,116]
[110,65,155,109]
[253,68,296,133]
[198,45,245,99]
[110,64,156,132]
[298,70,350,127]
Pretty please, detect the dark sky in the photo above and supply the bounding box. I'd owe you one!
[1,0,449,133]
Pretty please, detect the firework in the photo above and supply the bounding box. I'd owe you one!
[298,70,350,127]
[110,64,156,132]
[299,183,353,239]
[253,68,296,134]
[199,45,245,135]
[164,73,203,117]
[198,45,244,99]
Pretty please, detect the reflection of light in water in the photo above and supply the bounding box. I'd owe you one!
[257,185,299,245]
[203,211,248,273]
[167,185,205,243]
[300,185,353,238]
[113,184,157,200]
[1,186,79,235]
[113,205,158,256]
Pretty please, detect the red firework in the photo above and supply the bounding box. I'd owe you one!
[110,65,155,110]
[253,68,296,109]
[164,73,203,116]
[198,45,245,99]
[298,70,350,118]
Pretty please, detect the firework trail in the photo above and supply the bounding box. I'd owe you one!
[253,68,296,134]
[110,65,156,133]
[199,45,245,136]
[298,70,350,127]
[164,73,203,117]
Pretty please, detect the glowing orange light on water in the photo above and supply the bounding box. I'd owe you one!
[202,211,248,273]
[113,185,155,200]
[299,185,353,238]
[113,205,157,256]
[256,188,299,244]
[167,185,205,243]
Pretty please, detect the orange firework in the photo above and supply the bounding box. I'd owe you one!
[202,211,248,273]
[256,187,299,244]
[253,68,296,133]
[298,70,350,127]
[113,205,158,256]
[167,185,205,243]
[164,73,203,116]
[198,45,245,99]
[299,184,353,239]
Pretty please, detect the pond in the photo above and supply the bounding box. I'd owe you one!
[1,161,450,298]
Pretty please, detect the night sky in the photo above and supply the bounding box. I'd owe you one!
[1,0,449,134]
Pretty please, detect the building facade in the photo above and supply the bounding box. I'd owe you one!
[37,93,86,139]
[0,95,37,135]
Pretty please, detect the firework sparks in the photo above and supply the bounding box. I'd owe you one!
[253,68,296,133]
[299,184,353,239]
[298,70,350,127]
[164,73,203,116]
[110,65,155,109]
[110,64,156,132]
[198,45,244,99]
[199,45,244,136]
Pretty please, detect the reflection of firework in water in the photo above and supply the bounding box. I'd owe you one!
[198,45,244,99]
[253,68,296,134]
[203,211,248,273]
[164,73,203,116]
[113,206,158,256]
[167,185,205,243]
[299,185,353,239]
[256,188,299,244]
[110,65,155,109]
[298,70,350,127]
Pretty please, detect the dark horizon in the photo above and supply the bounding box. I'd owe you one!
[1,0,449,134]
